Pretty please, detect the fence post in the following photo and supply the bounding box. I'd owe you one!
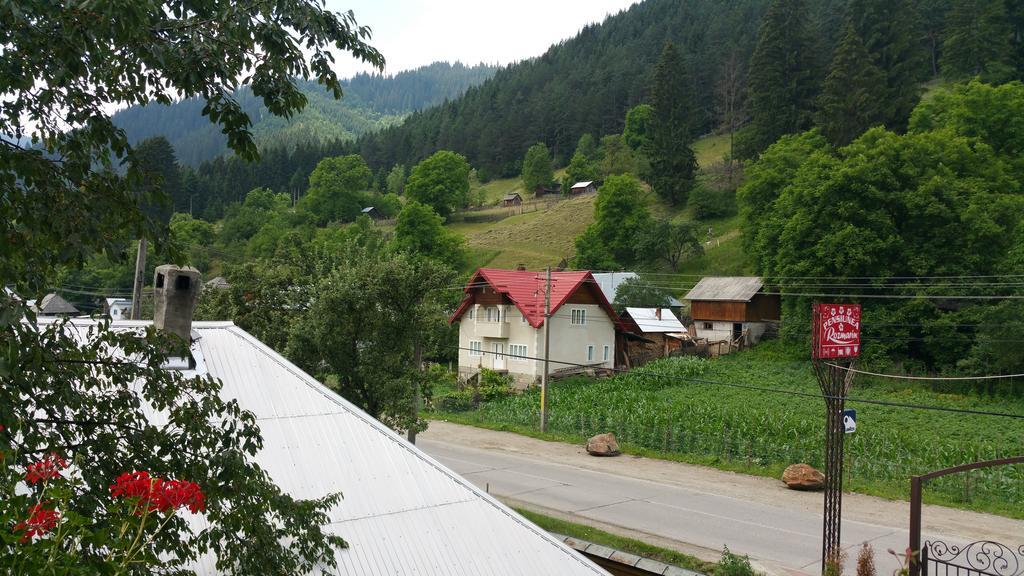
[909,475,922,576]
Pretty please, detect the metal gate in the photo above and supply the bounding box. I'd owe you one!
[910,457,1024,576]
[920,540,1023,576]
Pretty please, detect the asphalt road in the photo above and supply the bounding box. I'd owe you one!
[418,423,1023,576]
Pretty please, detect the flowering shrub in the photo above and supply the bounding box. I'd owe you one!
[110,471,206,515]
[1,431,207,574]
[13,503,60,542]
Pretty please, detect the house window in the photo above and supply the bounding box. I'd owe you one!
[468,307,475,320]
[510,344,528,360]
[603,345,610,362]
[703,322,713,330]
[587,345,594,362]
[487,307,500,322]
[469,341,482,356]
[521,311,528,323]
[571,308,587,325]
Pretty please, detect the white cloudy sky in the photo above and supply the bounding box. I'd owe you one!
[326,0,640,77]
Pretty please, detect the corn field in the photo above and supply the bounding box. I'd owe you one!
[433,344,1024,516]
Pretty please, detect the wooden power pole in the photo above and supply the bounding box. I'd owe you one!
[408,340,422,445]
[130,238,147,320]
[541,267,551,432]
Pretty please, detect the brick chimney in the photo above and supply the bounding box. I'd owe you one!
[153,265,200,345]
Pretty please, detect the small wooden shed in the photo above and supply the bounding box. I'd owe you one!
[535,183,561,197]
[684,277,780,347]
[502,192,523,207]
[570,181,597,195]
[361,206,384,220]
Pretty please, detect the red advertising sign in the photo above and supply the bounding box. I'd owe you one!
[812,304,861,359]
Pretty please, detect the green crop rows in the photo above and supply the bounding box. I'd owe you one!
[430,342,1024,517]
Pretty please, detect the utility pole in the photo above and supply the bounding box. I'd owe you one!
[130,238,147,320]
[541,267,552,432]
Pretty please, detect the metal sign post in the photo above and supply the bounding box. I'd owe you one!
[811,303,861,573]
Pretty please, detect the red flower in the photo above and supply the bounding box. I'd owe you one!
[14,503,60,542]
[110,471,205,514]
[25,453,68,485]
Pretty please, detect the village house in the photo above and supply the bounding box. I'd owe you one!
[569,181,597,195]
[619,307,688,365]
[450,268,621,385]
[684,276,780,347]
[103,297,133,320]
[47,266,609,576]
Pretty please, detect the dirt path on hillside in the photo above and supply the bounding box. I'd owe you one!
[421,421,1024,546]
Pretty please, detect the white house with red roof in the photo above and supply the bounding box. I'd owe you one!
[450,268,621,385]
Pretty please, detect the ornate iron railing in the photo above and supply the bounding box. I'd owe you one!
[922,540,1024,576]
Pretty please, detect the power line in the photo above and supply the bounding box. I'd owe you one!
[823,363,1024,381]
[451,346,1024,420]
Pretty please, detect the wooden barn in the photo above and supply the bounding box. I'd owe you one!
[361,206,384,220]
[569,181,597,195]
[534,184,561,197]
[619,307,688,366]
[502,192,523,207]
[684,277,780,348]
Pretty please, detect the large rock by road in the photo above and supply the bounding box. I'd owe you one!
[782,463,825,491]
[586,433,620,456]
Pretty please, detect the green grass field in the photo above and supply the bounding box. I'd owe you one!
[693,133,732,168]
[429,341,1024,518]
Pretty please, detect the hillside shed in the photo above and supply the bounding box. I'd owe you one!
[360,206,384,220]
[684,277,780,346]
[502,192,523,206]
[535,183,561,197]
[50,319,610,576]
[570,181,597,195]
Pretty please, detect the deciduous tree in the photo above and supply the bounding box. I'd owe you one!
[405,150,471,218]
[0,0,383,571]
[300,154,373,224]
[521,142,554,193]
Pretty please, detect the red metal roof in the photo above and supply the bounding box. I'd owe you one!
[450,268,621,329]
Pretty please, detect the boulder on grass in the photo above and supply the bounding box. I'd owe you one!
[586,433,620,456]
[782,463,825,491]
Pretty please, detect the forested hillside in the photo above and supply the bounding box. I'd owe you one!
[352,0,843,177]
[112,62,496,166]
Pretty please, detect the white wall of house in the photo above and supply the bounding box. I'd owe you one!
[457,303,615,386]
[693,320,768,345]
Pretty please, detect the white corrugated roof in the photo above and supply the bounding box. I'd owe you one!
[624,308,687,333]
[684,277,763,302]
[592,273,684,307]
[56,320,608,576]
[571,181,594,188]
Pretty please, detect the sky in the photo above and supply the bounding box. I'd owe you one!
[326,0,640,77]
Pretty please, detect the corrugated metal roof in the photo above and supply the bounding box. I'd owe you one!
[591,273,683,307]
[571,181,594,188]
[684,277,763,302]
[58,320,608,576]
[624,308,686,334]
[450,268,621,330]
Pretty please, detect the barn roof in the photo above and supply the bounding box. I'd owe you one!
[450,268,620,329]
[51,319,608,576]
[684,277,764,302]
[623,308,687,334]
[571,181,594,188]
[502,192,522,201]
[591,272,683,307]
